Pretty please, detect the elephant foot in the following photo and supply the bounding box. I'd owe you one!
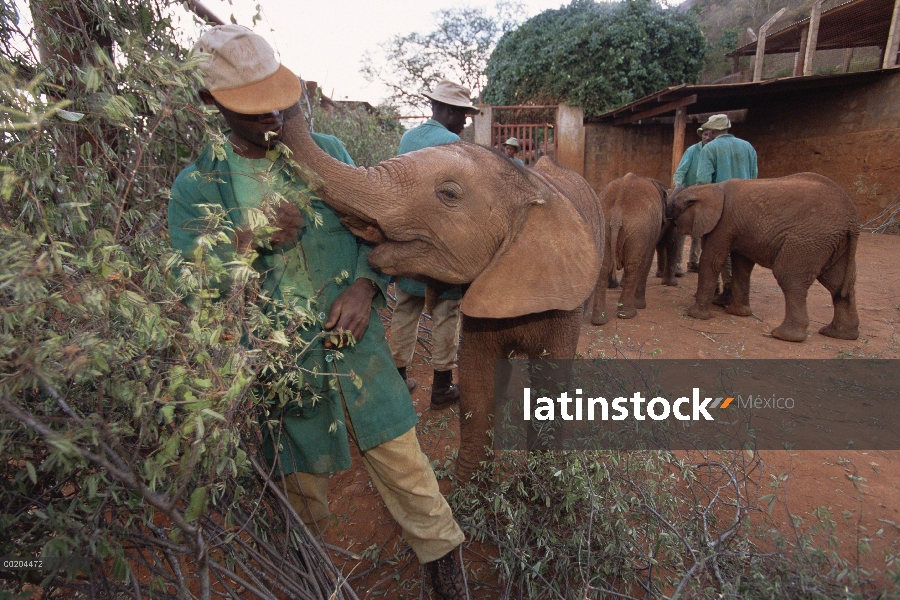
[772,323,808,343]
[591,311,610,326]
[662,277,677,287]
[616,304,637,319]
[819,323,859,340]
[687,303,712,320]
[726,303,753,317]
[635,298,647,309]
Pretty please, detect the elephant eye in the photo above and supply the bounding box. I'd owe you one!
[436,182,463,206]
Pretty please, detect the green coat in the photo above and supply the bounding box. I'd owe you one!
[696,134,758,184]
[169,136,417,474]
[673,141,703,188]
[395,119,463,300]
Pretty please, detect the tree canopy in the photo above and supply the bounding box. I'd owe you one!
[483,0,706,116]
[361,1,523,114]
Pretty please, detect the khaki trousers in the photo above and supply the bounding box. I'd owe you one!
[282,421,464,564]
[390,287,461,372]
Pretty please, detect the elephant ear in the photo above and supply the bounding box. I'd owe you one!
[680,185,725,239]
[462,196,600,319]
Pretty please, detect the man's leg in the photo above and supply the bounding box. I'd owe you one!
[390,287,426,391]
[429,297,461,409]
[357,427,465,562]
[282,471,331,537]
[688,237,701,271]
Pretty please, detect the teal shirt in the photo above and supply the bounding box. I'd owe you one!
[696,134,758,184]
[168,135,417,474]
[673,141,703,187]
[511,157,525,166]
[396,120,464,300]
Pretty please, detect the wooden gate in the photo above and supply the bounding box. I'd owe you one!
[490,105,558,165]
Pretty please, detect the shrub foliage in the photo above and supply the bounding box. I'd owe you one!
[0,1,357,597]
[483,0,706,116]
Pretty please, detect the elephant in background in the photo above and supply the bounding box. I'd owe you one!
[667,173,860,342]
[591,173,679,325]
[281,106,605,482]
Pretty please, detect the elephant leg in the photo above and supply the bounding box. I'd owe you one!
[771,266,815,342]
[456,316,505,484]
[633,243,656,310]
[659,225,681,287]
[817,261,860,340]
[688,237,726,320]
[725,253,754,317]
[617,253,640,319]
[591,249,613,326]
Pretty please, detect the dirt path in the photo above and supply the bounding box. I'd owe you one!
[323,232,900,598]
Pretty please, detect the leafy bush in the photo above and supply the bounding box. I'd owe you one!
[311,101,405,167]
[483,0,706,116]
[0,1,354,597]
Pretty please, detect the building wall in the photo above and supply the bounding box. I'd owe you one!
[584,70,900,222]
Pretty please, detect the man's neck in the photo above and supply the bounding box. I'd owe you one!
[228,133,270,159]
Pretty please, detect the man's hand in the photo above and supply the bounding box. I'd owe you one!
[233,199,305,253]
[268,199,305,248]
[323,278,379,348]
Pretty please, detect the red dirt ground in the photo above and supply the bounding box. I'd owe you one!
[322,232,900,599]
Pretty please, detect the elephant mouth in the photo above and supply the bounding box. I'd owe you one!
[367,239,433,275]
[338,214,387,244]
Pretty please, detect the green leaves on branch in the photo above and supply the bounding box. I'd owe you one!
[483,0,706,117]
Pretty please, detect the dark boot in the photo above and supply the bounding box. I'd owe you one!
[425,549,467,600]
[712,284,733,307]
[397,366,417,393]
[431,369,460,409]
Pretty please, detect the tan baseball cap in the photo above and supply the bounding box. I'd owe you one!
[192,24,302,114]
[423,80,480,114]
[697,114,731,135]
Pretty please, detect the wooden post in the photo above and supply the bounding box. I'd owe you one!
[671,106,687,185]
[883,0,900,68]
[754,8,786,82]
[794,25,809,76]
[803,0,824,76]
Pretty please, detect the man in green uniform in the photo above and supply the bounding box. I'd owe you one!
[695,114,759,306]
[672,127,714,273]
[168,25,466,599]
[502,137,525,165]
[390,80,479,410]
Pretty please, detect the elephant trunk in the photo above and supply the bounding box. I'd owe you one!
[280,104,395,230]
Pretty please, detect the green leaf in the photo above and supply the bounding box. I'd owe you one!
[56,109,85,122]
[185,486,208,523]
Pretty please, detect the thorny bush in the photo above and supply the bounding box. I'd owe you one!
[0,1,359,598]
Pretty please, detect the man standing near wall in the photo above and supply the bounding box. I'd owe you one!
[694,114,758,306]
[672,127,714,272]
[390,80,480,409]
[502,137,525,165]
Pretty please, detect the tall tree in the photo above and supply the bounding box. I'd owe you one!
[483,0,707,116]
[361,1,523,113]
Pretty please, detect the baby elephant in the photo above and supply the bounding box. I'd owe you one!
[592,173,678,325]
[667,173,860,342]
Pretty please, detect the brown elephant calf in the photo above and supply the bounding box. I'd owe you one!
[592,173,679,325]
[667,173,860,342]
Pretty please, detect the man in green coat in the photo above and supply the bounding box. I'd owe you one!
[695,114,759,306]
[169,25,466,599]
[390,80,479,410]
[672,128,714,273]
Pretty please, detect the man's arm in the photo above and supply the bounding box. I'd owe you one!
[695,144,715,185]
[673,144,696,187]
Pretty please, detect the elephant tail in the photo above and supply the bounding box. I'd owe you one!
[607,220,623,271]
[839,229,859,299]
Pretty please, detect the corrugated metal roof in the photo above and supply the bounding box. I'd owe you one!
[590,67,899,124]
[728,0,897,56]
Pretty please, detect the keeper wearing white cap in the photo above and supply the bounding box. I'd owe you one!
[168,25,467,600]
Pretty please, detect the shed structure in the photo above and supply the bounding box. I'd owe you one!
[584,0,900,223]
